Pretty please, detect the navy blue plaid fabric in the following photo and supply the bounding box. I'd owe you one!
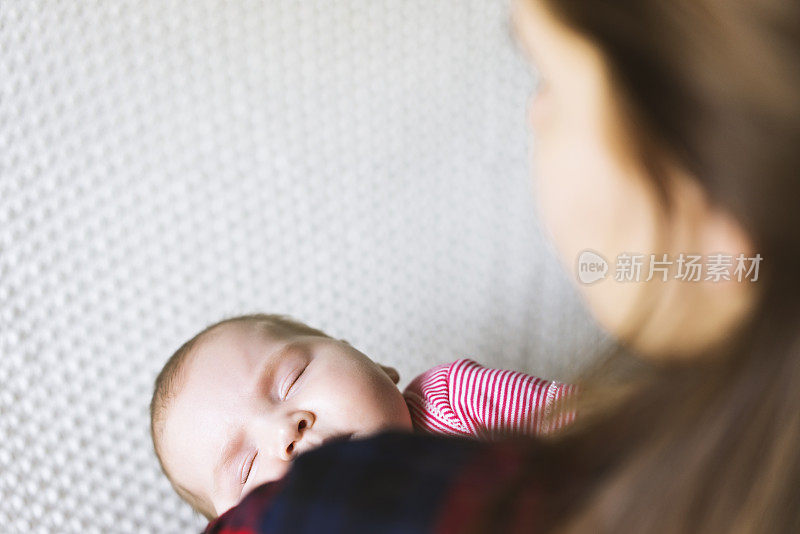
[204,432,539,534]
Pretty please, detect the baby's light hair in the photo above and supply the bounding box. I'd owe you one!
[149,313,332,519]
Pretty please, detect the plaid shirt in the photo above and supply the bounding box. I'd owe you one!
[204,432,554,534]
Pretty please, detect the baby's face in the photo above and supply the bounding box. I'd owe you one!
[160,322,412,516]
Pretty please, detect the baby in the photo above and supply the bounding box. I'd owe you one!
[150,314,576,520]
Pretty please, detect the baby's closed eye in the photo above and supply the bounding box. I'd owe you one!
[279,364,307,400]
[240,450,257,485]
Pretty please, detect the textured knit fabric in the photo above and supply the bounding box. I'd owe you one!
[403,359,577,439]
[204,432,547,534]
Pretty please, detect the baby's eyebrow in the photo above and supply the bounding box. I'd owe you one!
[213,429,245,498]
[254,357,280,397]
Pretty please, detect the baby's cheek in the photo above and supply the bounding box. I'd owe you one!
[365,376,412,431]
[250,458,290,490]
[332,380,395,430]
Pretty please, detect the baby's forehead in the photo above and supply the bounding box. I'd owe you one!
[186,322,286,382]
[163,323,284,446]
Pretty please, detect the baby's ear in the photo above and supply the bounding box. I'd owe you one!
[379,364,400,384]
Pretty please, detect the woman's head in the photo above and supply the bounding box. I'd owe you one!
[508,0,800,531]
[512,0,800,359]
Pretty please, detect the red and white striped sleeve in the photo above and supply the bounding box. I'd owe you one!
[402,359,577,440]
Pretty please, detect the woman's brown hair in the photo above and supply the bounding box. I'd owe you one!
[493,1,800,532]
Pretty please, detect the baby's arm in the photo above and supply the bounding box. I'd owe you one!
[452,359,576,439]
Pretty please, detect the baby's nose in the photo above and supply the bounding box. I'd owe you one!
[278,414,311,461]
